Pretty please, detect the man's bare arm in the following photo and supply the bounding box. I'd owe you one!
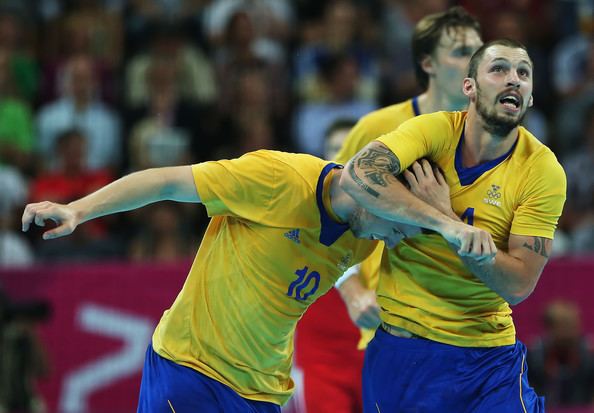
[22,166,199,239]
[460,235,552,305]
[340,141,496,258]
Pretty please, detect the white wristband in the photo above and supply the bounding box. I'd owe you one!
[334,264,361,288]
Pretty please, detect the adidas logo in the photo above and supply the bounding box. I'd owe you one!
[284,229,301,244]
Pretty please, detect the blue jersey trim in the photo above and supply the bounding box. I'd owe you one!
[455,129,518,186]
[412,96,421,116]
[316,163,349,246]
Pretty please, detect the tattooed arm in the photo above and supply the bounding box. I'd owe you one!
[340,141,452,229]
[458,234,552,305]
[340,141,497,258]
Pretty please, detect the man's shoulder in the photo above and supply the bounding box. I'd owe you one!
[517,128,563,167]
[248,149,326,166]
[359,99,415,128]
[243,150,332,182]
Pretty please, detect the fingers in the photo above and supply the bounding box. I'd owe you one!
[21,201,75,239]
[403,169,417,188]
[434,167,446,186]
[420,159,434,178]
[411,161,425,179]
[458,229,497,262]
[42,224,72,240]
[22,202,53,232]
[356,305,381,329]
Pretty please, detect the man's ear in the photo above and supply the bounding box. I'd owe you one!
[420,54,435,76]
[528,94,533,108]
[463,77,475,100]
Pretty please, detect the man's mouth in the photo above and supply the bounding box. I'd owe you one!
[498,92,522,112]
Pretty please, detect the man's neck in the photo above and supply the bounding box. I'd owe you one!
[417,85,469,114]
[462,108,519,167]
[329,169,356,223]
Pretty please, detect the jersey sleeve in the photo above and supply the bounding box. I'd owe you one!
[192,151,277,221]
[511,152,567,239]
[376,112,454,170]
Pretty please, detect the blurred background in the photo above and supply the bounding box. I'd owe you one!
[0,0,592,412]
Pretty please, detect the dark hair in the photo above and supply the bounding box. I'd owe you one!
[324,118,357,139]
[412,6,481,89]
[467,39,531,79]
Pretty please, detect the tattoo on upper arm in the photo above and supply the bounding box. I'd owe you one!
[522,236,549,258]
[348,146,402,198]
[348,162,380,197]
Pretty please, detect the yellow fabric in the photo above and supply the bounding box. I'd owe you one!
[151,150,376,405]
[333,99,416,165]
[333,98,417,349]
[375,111,567,347]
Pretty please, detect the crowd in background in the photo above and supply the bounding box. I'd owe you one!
[0,1,592,411]
[0,0,592,266]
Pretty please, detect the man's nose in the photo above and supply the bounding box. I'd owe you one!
[506,71,521,88]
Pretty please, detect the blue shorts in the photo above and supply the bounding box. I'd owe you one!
[363,328,545,413]
[137,344,281,413]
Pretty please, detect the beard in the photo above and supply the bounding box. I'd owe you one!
[348,207,364,238]
[475,82,527,138]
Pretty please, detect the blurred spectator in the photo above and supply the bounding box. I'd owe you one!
[29,129,114,209]
[0,292,51,413]
[0,10,39,103]
[0,49,35,173]
[126,58,214,170]
[125,21,217,107]
[213,10,289,122]
[124,0,207,54]
[215,65,287,157]
[293,0,380,103]
[552,37,594,156]
[128,203,197,263]
[459,0,554,43]
[324,118,357,160]
[233,113,277,156]
[203,0,293,64]
[0,165,33,267]
[293,52,376,156]
[380,0,449,103]
[552,35,593,98]
[29,129,120,262]
[40,0,123,104]
[37,54,121,172]
[528,300,594,407]
[560,104,594,254]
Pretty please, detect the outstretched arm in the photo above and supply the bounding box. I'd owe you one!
[22,166,199,240]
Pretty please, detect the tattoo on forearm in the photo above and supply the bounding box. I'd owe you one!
[522,236,549,258]
[348,146,401,198]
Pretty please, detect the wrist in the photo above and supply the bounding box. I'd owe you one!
[68,201,87,224]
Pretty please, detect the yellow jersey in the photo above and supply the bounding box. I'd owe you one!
[333,97,419,165]
[151,150,376,405]
[334,97,420,349]
[376,111,567,347]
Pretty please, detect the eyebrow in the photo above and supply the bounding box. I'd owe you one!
[490,57,533,68]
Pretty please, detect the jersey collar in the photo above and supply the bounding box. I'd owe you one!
[455,127,518,186]
[316,163,349,246]
[412,95,421,116]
